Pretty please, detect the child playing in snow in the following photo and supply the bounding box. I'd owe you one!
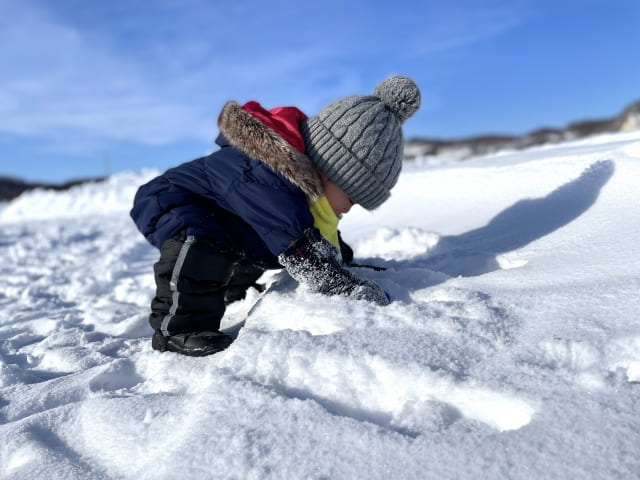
[130,75,421,356]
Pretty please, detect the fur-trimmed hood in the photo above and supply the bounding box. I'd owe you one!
[217,101,323,203]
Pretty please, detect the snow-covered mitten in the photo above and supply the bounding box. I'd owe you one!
[279,228,389,306]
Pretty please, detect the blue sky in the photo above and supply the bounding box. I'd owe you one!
[1,0,639,183]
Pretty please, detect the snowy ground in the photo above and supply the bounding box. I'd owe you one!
[1,131,639,479]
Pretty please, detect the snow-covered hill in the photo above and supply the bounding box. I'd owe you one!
[1,131,639,479]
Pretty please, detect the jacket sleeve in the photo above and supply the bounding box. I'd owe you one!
[201,150,316,257]
[278,228,390,306]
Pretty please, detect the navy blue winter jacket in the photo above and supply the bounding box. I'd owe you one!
[130,102,322,268]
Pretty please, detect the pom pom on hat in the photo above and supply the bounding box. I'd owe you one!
[373,75,421,124]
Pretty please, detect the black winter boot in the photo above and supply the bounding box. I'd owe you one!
[152,330,233,357]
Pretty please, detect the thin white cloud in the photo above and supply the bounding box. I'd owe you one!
[0,1,216,147]
[407,4,529,56]
[0,1,530,154]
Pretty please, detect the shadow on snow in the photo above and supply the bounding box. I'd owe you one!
[380,159,615,283]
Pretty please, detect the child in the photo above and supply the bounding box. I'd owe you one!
[130,75,421,356]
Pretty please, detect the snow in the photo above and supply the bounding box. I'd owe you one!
[1,131,640,479]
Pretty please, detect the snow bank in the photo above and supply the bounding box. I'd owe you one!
[1,132,640,479]
[0,170,159,222]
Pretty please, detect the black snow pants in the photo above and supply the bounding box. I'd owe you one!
[149,234,265,336]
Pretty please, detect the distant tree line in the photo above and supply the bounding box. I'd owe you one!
[0,176,106,202]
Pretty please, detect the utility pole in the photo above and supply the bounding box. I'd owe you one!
[103,151,111,178]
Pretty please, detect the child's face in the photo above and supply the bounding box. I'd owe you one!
[322,174,354,217]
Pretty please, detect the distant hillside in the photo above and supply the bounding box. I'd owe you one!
[405,99,640,161]
[0,176,106,202]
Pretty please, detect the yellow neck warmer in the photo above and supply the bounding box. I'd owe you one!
[309,195,341,249]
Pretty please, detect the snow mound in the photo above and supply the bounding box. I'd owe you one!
[0,170,159,222]
[1,131,640,479]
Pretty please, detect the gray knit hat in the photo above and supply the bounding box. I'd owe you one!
[300,75,421,210]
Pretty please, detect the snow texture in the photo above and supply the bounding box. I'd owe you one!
[1,131,639,479]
